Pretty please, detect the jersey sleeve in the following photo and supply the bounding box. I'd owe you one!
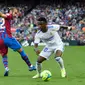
[34,33,40,44]
[50,24,60,31]
[6,13,13,19]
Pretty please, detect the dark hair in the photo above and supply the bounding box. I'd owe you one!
[37,17,47,24]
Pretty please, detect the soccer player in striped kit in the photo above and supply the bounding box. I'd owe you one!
[0,7,36,76]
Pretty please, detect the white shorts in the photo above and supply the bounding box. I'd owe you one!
[39,44,64,60]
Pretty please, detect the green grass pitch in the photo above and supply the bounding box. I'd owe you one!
[0,46,85,85]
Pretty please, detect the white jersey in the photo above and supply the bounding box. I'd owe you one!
[34,24,63,46]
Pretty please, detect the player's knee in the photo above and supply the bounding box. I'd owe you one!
[37,59,42,63]
[37,56,46,63]
[17,48,22,52]
[2,54,7,57]
[55,50,62,57]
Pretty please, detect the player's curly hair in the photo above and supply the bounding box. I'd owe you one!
[37,17,47,24]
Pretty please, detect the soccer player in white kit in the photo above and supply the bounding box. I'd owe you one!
[32,17,72,78]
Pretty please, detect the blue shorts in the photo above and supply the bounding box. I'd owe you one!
[3,36,22,51]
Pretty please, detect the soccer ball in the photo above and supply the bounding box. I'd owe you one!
[41,70,52,81]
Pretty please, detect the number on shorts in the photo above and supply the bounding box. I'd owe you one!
[44,48,48,52]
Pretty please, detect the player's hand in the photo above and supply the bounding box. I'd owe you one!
[68,26,76,30]
[36,50,40,55]
[80,20,84,24]
[71,26,76,30]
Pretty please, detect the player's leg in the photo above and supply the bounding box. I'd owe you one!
[2,55,9,76]
[33,47,52,78]
[17,48,36,71]
[4,37,36,71]
[32,56,46,78]
[1,45,9,76]
[54,45,66,78]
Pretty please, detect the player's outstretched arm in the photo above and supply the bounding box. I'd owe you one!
[0,12,7,18]
[52,24,75,31]
[60,25,75,30]
[80,20,85,24]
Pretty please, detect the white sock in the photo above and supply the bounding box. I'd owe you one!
[55,57,65,69]
[36,62,42,75]
[5,67,9,71]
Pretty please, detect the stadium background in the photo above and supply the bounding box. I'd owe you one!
[0,0,85,85]
[0,0,84,46]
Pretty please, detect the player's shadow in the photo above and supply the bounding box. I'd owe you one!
[8,74,32,78]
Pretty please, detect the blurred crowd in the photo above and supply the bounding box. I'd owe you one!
[0,2,85,46]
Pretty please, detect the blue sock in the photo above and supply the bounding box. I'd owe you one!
[2,55,8,68]
[19,50,31,67]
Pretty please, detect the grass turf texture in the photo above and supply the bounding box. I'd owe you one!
[0,46,85,85]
